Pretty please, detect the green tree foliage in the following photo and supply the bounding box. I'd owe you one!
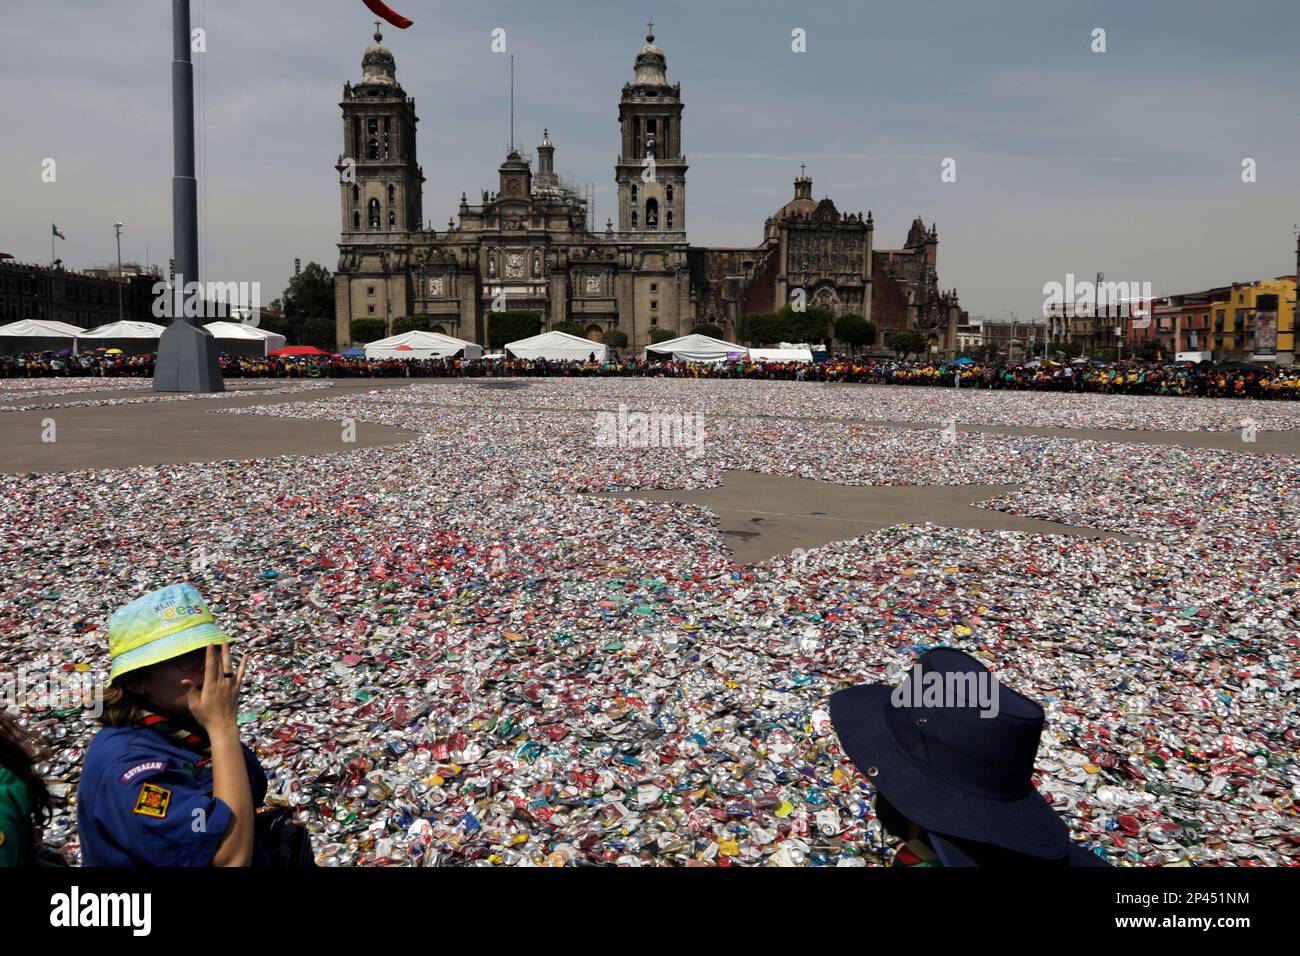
[736,312,782,345]
[487,310,543,350]
[691,322,723,338]
[349,318,387,343]
[777,304,833,345]
[648,327,677,344]
[884,328,930,359]
[277,262,337,349]
[833,314,875,353]
[603,329,628,350]
[391,315,434,335]
[551,320,588,337]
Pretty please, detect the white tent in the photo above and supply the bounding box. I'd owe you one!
[749,348,813,363]
[0,318,85,355]
[79,320,166,340]
[505,330,607,362]
[203,321,287,357]
[364,329,483,360]
[644,333,747,363]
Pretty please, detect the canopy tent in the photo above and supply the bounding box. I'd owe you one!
[749,348,813,363]
[340,346,366,358]
[0,318,85,355]
[505,330,607,362]
[364,329,483,360]
[644,333,748,363]
[77,320,166,356]
[203,321,287,358]
[270,345,328,358]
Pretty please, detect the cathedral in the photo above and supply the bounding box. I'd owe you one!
[334,26,964,354]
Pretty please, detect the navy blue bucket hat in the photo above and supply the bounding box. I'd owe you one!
[830,647,1109,866]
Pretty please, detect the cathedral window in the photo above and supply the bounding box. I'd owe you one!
[388,209,396,230]
[387,184,396,204]
[666,185,673,203]
[646,198,658,229]
[631,210,637,229]
[353,212,360,231]
[368,198,381,230]
[631,185,637,204]
[367,119,380,160]
[383,117,391,159]
[666,210,673,229]
[351,185,360,205]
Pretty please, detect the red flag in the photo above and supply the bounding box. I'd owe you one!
[362,0,412,29]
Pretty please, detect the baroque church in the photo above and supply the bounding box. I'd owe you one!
[334,26,964,353]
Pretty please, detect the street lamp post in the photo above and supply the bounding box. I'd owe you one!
[114,221,124,324]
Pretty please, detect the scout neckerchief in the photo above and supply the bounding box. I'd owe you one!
[136,708,212,757]
[894,837,941,867]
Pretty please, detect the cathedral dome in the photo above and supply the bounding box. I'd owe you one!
[633,27,669,86]
[773,171,817,221]
[361,29,397,86]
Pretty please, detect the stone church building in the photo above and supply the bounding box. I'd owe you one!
[334,27,964,354]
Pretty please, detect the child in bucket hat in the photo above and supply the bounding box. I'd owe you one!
[77,583,268,866]
[829,647,1110,867]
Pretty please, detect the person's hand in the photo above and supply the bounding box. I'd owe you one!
[180,643,248,739]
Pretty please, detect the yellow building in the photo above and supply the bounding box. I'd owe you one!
[1210,276,1296,365]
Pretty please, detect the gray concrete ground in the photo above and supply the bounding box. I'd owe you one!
[0,378,1289,564]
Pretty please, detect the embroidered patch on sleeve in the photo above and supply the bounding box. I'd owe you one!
[119,760,168,785]
[133,782,172,819]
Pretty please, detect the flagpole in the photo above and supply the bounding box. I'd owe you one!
[154,0,223,392]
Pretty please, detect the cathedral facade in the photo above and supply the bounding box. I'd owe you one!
[334,27,963,354]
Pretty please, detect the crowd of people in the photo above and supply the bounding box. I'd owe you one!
[3,348,1300,399]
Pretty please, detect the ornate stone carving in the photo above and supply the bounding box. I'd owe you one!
[428,277,444,297]
[505,253,526,278]
[585,275,601,295]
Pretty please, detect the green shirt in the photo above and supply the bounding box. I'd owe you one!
[0,766,35,867]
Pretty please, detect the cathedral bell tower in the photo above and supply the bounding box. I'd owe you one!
[616,25,686,235]
[337,26,424,236]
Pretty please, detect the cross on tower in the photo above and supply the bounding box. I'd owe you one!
[373,20,382,41]
[800,163,807,177]
[646,20,654,38]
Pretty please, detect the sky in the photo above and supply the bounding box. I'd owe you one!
[2,0,1298,324]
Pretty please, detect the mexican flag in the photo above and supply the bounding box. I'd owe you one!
[52,223,66,240]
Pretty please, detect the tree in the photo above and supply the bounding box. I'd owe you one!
[777,304,833,345]
[736,312,783,345]
[552,320,587,337]
[648,327,676,344]
[277,262,336,348]
[349,318,386,343]
[885,328,929,359]
[603,329,628,350]
[691,322,723,338]
[487,310,542,350]
[833,314,875,354]
[392,315,433,335]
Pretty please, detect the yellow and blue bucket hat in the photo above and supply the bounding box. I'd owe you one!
[107,583,234,684]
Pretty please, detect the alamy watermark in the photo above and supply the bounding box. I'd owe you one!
[151,274,261,325]
[891,663,1000,718]
[1042,273,1151,317]
[595,404,705,458]
[1,665,104,718]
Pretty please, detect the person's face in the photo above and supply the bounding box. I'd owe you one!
[120,646,211,714]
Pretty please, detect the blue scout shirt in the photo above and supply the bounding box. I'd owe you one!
[78,723,270,867]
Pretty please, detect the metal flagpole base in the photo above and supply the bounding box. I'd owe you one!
[153,320,225,392]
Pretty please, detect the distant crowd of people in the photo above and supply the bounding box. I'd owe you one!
[3,349,1299,399]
